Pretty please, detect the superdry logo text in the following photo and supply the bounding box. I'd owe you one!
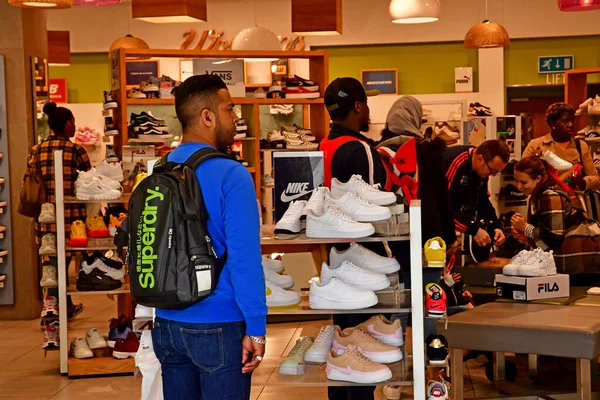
[280,182,311,202]
[538,282,559,293]
[137,186,164,289]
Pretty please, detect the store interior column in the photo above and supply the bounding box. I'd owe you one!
[0,2,48,319]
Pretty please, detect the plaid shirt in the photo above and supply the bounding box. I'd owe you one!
[27,136,91,244]
[527,179,600,274]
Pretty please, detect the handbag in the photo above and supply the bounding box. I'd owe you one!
[18,145,47,218]
[574,140,600,221]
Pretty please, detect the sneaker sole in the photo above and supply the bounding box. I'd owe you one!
[303,352,328,364]
[309,295,377,310]
[375,336,404,347]
[40,279,58,288]
[39,248,57,255]
[112,351,136,359]
[278,362,306,375]
[333,344,403,364]
[76,283,122,292]
[38,217,56,224]
[75,194,122,201]
[267,299,302,309]
[428,356,449,365]
[103,102,118,110]
[285,93,320,99]
[305,227,375,239]
[326,365,392,384]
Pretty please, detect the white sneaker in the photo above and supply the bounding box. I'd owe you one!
[40,264,58,287]
[38,202,56,223]
[304,325,337,363]
[331,175,396,206]
[518,249,557,277]
[503,249,534,276]
[76,169,122,191]
[306,206,375,239]
[262,255,284,273]
[321,261,390,291]
[266,280,301,308]
[278,337,314,375]
[306,186,330,215]
[330,242,400,274]
[542,151,573,172]
[41,295,58,318]
[76,179,122,200]
[275,200,307,234]
[309,277,378,310]
[427,381,450,400]
[71,337,94,359]
[43,322,59,349]
[324,191,391,222]
[264,267,294,289]
[86,328,108,349]
[96,160,124,182]
[39,233,57,255]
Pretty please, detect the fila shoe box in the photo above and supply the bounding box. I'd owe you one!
[495,274,570,301]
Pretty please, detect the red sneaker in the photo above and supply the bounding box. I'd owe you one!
[112,331,139,359]
[426,283,447,318]
[284,86,319,99]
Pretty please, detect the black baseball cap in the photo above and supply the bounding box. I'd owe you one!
[324,77,379,115]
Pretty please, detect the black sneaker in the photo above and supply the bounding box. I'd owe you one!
[502,184,527,201]
[426,334,449,365]
[131,119,165,133]
[106,145,119,163]
[139,126,170,136]
[103,91,118,110]
[76,268,122,292]
[104,117,118,136]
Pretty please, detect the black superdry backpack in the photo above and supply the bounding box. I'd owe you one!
[126,147,229,309]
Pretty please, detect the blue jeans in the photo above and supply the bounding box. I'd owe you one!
[152,317,252,400]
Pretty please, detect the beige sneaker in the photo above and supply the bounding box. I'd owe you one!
[327,344,392,384]
[332,327,402,364]
[356,315,404,347]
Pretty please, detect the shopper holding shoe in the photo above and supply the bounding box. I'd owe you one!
[151,75,267,399]
[511,155,600,278]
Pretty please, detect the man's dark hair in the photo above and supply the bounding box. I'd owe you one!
[175,74,228,131]
[477,139,510,163]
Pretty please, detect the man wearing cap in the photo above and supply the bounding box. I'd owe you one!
[321,77,391,400]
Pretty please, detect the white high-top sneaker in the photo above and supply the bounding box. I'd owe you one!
[503,249,534,276]
[309,277,378,310]
[331,175,396,206]
[324,191,391,222]
[262,255,284,273]
[320,261,390,291]
[518,249,557,277]
[330,242,400,274]
[38,202,56,224]
[76,169,122,191]
[541,151,573,172]
[306,186,330,215]
[275,200,307,235]
[306,206,375,239]
[304,325,338,363]
[96,160,124,182]
[75,179,122,200]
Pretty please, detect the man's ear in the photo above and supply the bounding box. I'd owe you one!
[201,109,213,128]
[353,101,361,113]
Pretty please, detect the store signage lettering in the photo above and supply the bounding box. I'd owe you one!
[537,282,559,293]
[49,78,68,103]
[545,73,564,85]
[180,29,305,51]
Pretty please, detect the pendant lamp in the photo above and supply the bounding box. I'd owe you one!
[558,0,600,11]
[109,34,150,60]
[464,1,509,48]
[132,0,207,23]
[231,27,281,62]
[389,0,440,24]
[8,0,72,8]
[73,0,120,5]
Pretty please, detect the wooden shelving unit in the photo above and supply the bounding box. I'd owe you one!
[110,48,329,196]
[565,67,600,131]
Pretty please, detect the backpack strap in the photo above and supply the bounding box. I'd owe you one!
[185,147,232,170]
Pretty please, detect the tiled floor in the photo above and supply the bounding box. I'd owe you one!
[0,295,507,399]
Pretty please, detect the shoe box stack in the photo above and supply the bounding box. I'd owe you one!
[129,111,173,141]
[496,248,569,301]
[128,75,180,100]
[278,315,403,384]
[255,75,320,100]
[274,175,398,240]
[263,124,318,150]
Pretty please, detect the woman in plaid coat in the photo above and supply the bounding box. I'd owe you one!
[28,102,91,317]
[510,156,600,280]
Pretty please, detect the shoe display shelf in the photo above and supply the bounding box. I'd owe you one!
[52,151,134,377]
[257,201,428,392]
[566,68,600,132]
[109,48,329,197]
[0,56,13,304]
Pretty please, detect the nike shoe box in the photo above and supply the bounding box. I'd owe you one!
[495,274,570,301]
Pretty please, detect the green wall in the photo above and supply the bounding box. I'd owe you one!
[315,42,478,94]
[49,53,111,103]
[505,36,600,86]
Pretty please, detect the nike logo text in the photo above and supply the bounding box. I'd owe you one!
[280,182,311,202]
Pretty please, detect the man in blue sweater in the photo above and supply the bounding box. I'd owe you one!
[151,74,267,399]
